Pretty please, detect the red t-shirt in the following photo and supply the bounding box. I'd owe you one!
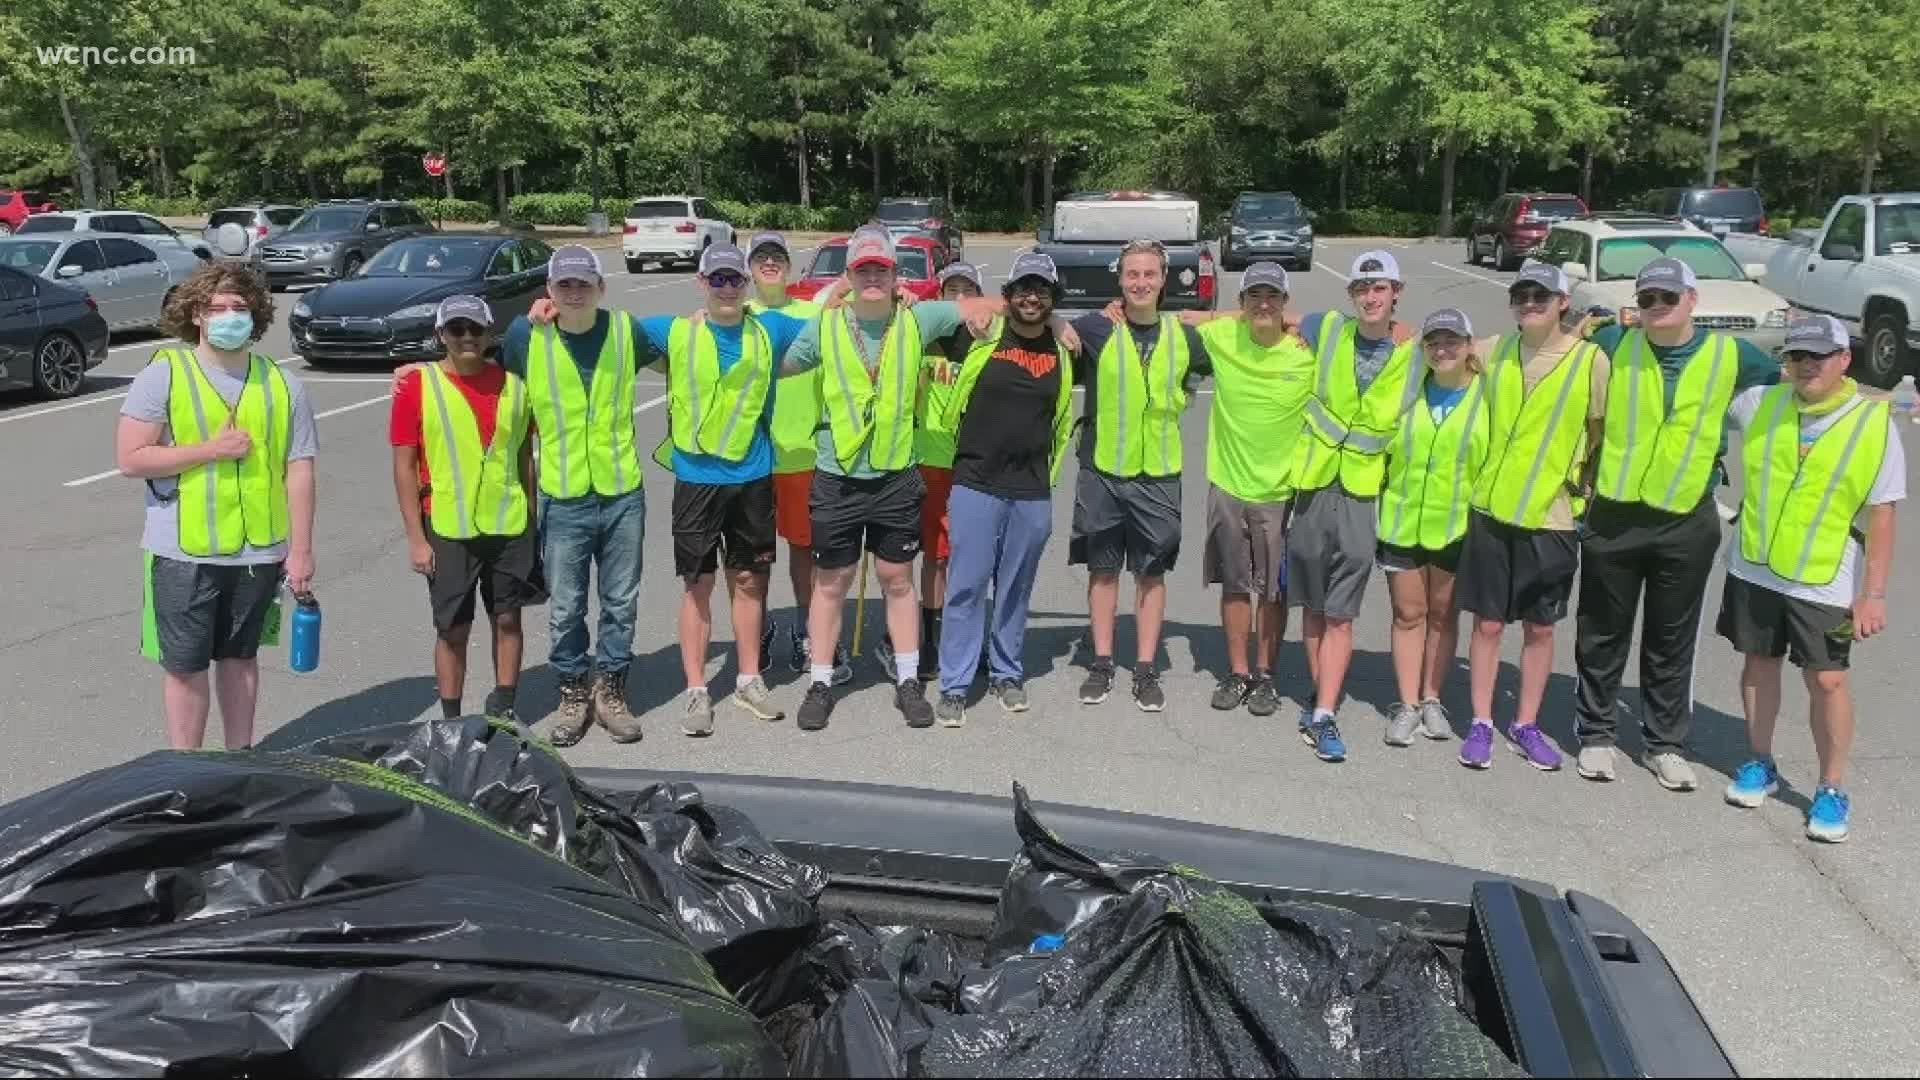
[389,363,508,514]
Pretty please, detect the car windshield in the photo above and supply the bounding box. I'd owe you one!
[208,210,257,228]
[627,200,688,219]
[1685,189,1762,218]
[14,215,76,234]
[1874,204,1920,255]
[1596,236,1745,282]
[807,245,928,279]
[284,208,365,234]
[877,201,933,223]
[0,240,60,274]
[1237,196,1302,219]
[362,238,494,277]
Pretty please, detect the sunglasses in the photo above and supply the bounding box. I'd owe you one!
[1006,280,1052,298]
[1635,290,1682,309]
[441,320,487,338]
[750,251,788,266]
[1782,350,1843,364]
[706,271,748,288]
[1508,287,1554,307]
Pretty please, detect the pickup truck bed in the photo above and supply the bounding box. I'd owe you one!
[1032,192,1219,316]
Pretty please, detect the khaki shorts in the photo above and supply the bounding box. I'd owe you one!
[1203,485,1289,602]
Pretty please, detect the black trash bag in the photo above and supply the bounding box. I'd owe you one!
[785,919,970,1077]
[0,749,785,1077]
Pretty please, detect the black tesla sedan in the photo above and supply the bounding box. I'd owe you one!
[287,232,553,367]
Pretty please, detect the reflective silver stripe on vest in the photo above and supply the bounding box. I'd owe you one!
[423,364,471,535]
[713,320,767,457]
[1658,334,1729,509]
[1508,344,1588,522]
[829,310,861,456]
[540,324,571,495]
[888,312,909,463]
[684,319,703,451]
[1160,316,1176,473]
[1444,379,1486,541]
[176,351,221,548]
[1787,400,1878,580]
[1112,325,1132,472]
[1385,400,1420,541]
[609,316,629,492]
[1751,390,1786,553]
[1614,330,1645,496]
[494,376,524,535]
[250,357,277,543]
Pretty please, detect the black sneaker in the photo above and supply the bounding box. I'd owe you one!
[1210,673,1251,711]
[1246,674,1280,717]
[797,682,834,731]
[918,648,940,684]
[896,678,935,729]
[1132,665,1166,713]
[1079,659,1116,704]
[875,634,897,680]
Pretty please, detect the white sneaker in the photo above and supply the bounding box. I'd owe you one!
[1576,745,1616,782]
[1643,751,1698,792]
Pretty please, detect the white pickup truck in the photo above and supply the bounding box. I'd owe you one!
[1722,194,1920,387]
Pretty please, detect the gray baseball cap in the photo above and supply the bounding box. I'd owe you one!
[846,225,896,269]
[1420,307,1474,340]
[1005,251,1059,285]
[698,243,748,278]
[746,231,789,258]
[937,261,985,291]
[1511,260,1570,296]
[547,244,603,285]
[1635,257,1698,294]
[1239,261,1290,296]
[1782,313,1850,356]
[434,294,494,329]
[1349,249,1402,284]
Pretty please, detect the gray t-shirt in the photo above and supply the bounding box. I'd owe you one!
[122,354,319,565]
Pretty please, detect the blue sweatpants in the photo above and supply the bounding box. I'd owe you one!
[939,484,1052,695]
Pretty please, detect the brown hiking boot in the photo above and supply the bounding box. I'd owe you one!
[545,675,594,747]
[593,668,644,743]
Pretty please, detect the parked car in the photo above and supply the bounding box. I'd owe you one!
[15,209,212,259]
[202,203,305,264]
[1644,185,1768,237]
[874,196,964,261]
[0,231,204,333]
[621,196,733,273]
[0,264,109,399]
[1535,215,1789,353]
[288,232,552,368]
[0,191,59,235]
[1467,192,1589,270]
[1032,190,1217,315]
[1218,190,1314,271]
[261,200,435,289]
[787,233,950,302]
[1723,193,1920,387]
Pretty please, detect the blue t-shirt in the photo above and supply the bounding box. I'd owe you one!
[1301,311,1398,394]
[1424,380,1468,424]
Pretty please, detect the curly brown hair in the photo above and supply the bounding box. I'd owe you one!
[159,262,276,345]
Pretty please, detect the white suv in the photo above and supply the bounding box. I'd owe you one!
[621,197,733,272]
[1535,214,1791,354]
[14,209,212,259]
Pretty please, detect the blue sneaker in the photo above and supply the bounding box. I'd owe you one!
[1724,758,1780,809]
[1297,703,1314,736]
[1306,717,1346,763]
[1806,785,1851,843]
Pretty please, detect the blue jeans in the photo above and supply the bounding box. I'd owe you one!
[940,484,1051,694]
[540,489,644,679]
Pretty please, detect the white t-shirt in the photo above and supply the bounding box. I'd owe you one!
[1724,386,1905,607]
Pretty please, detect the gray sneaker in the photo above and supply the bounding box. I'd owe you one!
[681,688,715,737]
[1418,699,1451,740]
[992,679,1029,713]
[1576,745,1617,781]
[1384,703,1422,747]
[936,692,967,728]
[732,676,785,722]
[1643,751,1698,792]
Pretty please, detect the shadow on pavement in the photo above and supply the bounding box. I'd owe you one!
[259,675,437,749]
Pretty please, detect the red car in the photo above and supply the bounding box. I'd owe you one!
[788,233,949,302]
[1466,192,1588,271]
[0,190,59,235]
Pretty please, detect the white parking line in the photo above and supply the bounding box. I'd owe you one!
[1428,261,1510,289]
[0,391,130,425]
[633,393,666,413]
[1314,261,1351,282]
[62,467,120,487]
[314,393,393,420]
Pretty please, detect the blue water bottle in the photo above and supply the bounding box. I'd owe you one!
[289,591,321,673]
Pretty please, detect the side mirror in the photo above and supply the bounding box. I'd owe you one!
[57,263,83,278]
[213,222,252,258]
[365,221,382,232]
[1743,262,1767,279]
[1562,262,1589,282]
[1824,243,1860,262]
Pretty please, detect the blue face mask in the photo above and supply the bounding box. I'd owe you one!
[205,311,253,351]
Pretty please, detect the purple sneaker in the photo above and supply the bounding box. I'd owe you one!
[1459,723,1494,769]
[1506,723,1564,771]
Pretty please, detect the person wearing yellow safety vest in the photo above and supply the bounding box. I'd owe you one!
[1377,308,1489,752]
[1458,261,1608,772]
[744,231,852,686]
[1571,256,1782,790]
[927,253,1077,727]
[388,295,541,729]
[117,261,317,751]
[1288,250,1420,763]
[1067,238,1215,714]
[1714,314,1902,843]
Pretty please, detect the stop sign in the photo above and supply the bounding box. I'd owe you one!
[422,152,447,177]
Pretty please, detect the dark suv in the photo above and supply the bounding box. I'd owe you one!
[1644,186,1768,237]
[874,197,963,261]
[1220,191,1314,271]
[1467,192,1588,270]
[259,200,434,288]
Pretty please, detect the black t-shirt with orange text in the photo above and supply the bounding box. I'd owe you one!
[953,327,1064,499]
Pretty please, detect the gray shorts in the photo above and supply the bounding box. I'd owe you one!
[142,554,283,675]
[1286,486,1377,619]
[1069,468,1182,576]
[1203,485,1289,602]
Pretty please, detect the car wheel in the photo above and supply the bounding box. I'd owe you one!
[32,332,86,400]
[1493,237,1513,272]
[1466,233,1482,265]
[1857,311,1909,390]
[626,257,644,274]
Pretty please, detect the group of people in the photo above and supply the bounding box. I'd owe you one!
[118,223,1903,844]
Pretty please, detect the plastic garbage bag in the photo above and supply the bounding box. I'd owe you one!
[0,747,785,1077]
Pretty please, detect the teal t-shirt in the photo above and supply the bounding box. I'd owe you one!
[1588,324,1780,488]
[782,301,966,477]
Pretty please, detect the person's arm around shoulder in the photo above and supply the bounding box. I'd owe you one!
[634,314,673,372]
[282,375,319,595]
[116,362,245,479]
[1724,384,1768,433]
[1183,323,1213,378]
[1732,336,1783,390]
[778,313,827,376]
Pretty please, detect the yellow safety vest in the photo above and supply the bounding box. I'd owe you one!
[1091,315,1188,477]
[1596,329,1738,512]
[930,318,1077,485]
[750,297,824,474]
[1738,387,1890,586]
[418,363,530,538]
[660,315,773,465]
[916,329,972,470]
[525,317,641,498]
[820,306,921,472]
[1294,316,1423,498]
[1471,336,1599,528]
[1379,374,1490,550]
[159,348,292,556]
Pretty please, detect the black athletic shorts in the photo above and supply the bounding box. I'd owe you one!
[810,467,925,570]
[1378,539,1464,574]
[426,528,545,632]
[1716,574,1854,672]
[672,477,777,578]
[1069,467,1182,576]
[143,554,282,675]
[1457,510,1579,626]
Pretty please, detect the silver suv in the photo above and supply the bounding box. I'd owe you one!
[260,200,434,289]
[203,204,305,265]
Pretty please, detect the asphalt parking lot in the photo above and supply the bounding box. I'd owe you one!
[1,235,1914,1075]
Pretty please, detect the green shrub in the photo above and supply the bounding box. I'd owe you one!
[1310,207,1438,237]
[114,192,208,217]
[507,191,595,226]
[415,197,492,223]
[955,207,1041,233]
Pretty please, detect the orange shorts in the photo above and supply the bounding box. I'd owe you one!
[772,470,813,548]
[920,465,954,560]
